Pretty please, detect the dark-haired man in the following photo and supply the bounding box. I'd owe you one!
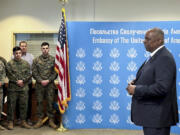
[6,46,32,129]
[32,42,57,129]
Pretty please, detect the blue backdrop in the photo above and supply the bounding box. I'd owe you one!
[62,21,180,134]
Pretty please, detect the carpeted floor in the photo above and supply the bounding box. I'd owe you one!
[0,126,178,135]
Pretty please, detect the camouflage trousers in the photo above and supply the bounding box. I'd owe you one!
[35,83,55,119]
[0,89,3,119]
[7,90,28,121]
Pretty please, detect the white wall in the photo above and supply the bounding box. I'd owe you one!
[0,0,180,60]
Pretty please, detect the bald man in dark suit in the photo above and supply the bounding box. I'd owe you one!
[126,28,179,135]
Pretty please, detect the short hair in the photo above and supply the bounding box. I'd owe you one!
[149,28,164,45]
[150,28,164,38]
[19,41,27,46]
[13,46,21,53]
[41,42,49,47]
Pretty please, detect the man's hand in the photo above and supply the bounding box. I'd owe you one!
[126,83,136,95]
[41,80,50,86]
[129,79,136,85]
[17,80,24,87]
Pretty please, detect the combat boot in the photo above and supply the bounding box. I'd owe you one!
[0,125,6,130]
[33,119,43,129]
[21,120,32,129]
[49,119,57,129]
[7,121,13,130]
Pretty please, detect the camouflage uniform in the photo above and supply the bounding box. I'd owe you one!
[0,56,7,68]
[0,60,6,119]
[6,59,31,121]
[32,54,57,119]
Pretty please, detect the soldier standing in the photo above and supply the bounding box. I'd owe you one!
[0,58,6,130]
[19,41,34,124]
[12,41,34,125]
[32,42,57,129]
[6,46,31,130]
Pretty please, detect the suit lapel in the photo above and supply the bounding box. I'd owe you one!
[136,62,145,78]
[134,46,166,83]
[134,61,146,84]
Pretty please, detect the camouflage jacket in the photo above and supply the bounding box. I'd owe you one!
[0,56,7,67]
[6,59,31,91]
[32,54,57,83]
[0,60,6,92]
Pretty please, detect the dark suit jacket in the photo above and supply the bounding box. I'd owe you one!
[131,46,179,128]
